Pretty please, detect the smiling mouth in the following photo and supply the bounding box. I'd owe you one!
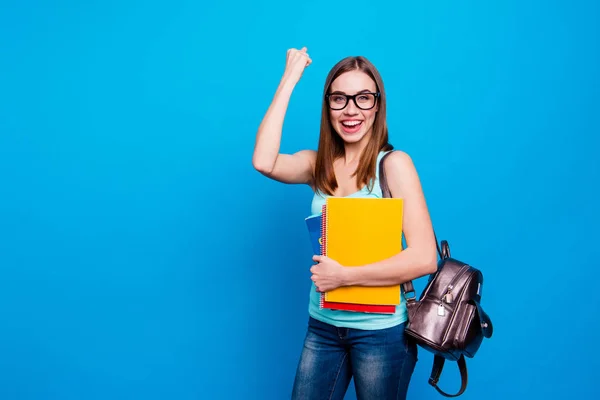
[340,120,363,134]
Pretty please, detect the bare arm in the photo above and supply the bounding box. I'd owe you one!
[342,151,438,285]
[252,48,316,185]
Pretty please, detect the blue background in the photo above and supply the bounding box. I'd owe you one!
[1,0,599,399]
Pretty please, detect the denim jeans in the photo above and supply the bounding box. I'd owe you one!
[291,317,418,400]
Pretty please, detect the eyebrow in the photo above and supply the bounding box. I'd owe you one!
[330,89,374,95]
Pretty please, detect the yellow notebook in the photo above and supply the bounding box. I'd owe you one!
[323,196,403,305]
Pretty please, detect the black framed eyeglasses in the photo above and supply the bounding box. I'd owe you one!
[325,91,380,110]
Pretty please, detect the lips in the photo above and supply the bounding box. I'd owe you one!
[341,120,362,127]
[340,120,363,134]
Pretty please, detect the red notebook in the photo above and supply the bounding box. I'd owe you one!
[321,299,396,313]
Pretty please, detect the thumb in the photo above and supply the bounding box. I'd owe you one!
[300,46,307,53]
[312,255,321,263]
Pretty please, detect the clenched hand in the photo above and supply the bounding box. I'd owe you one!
[310,255,347,293]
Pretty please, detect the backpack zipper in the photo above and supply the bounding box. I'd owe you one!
[438,264,470,316]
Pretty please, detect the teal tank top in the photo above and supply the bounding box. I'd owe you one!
[307,150,408,330]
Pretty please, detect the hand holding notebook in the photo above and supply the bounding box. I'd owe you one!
[310,255,346,293]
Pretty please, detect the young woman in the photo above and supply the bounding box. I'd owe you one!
[252,47,438,400]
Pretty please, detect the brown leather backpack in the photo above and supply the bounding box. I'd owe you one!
[379,151,494,397]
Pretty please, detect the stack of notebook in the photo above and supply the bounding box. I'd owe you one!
[305,196,404,314]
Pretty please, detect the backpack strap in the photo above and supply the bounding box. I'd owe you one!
[377,150,445,300]
[429,355,468,398]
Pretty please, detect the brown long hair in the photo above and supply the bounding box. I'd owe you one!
[313,56,393,196]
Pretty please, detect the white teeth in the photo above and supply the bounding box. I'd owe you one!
[342,121,361,127]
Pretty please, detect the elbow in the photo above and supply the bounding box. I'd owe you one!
[252,156,274,175]
[421,250,438,276]
[424,259,438,275]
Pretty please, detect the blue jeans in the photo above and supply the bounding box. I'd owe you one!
[291,317,418,400]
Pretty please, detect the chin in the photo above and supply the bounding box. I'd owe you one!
[341,133,366,144]
[334,124,370,144]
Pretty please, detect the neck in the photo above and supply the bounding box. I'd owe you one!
[342,131,372,165]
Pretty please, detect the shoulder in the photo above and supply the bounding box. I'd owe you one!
[298,149,318,171]
[381,150,421,195]
[382,150,416,172]
[296,149,318,184]
[294,149,317,163]
[298,149,317,159]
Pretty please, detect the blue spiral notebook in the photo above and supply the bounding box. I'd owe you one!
[305,213,322,256]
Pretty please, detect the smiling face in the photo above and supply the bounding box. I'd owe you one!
[327,70,379,145]
[314,56,391,196]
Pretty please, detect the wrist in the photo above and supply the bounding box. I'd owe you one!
[342,267,358,286]
[279,74,298,91]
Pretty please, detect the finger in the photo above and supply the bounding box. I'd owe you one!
[300,46,307,52]
[312,255,321,262]
[295,53,309,64]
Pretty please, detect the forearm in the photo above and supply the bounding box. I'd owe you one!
[343,247,438,287]
[252,77,296,172]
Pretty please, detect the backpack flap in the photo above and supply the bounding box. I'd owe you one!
[455,298,493,359]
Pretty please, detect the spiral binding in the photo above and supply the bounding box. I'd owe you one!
[320,204,327,309]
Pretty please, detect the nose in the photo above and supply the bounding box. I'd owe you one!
[343,99,359,115]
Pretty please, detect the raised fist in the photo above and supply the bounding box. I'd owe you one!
[283,47,312,84]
